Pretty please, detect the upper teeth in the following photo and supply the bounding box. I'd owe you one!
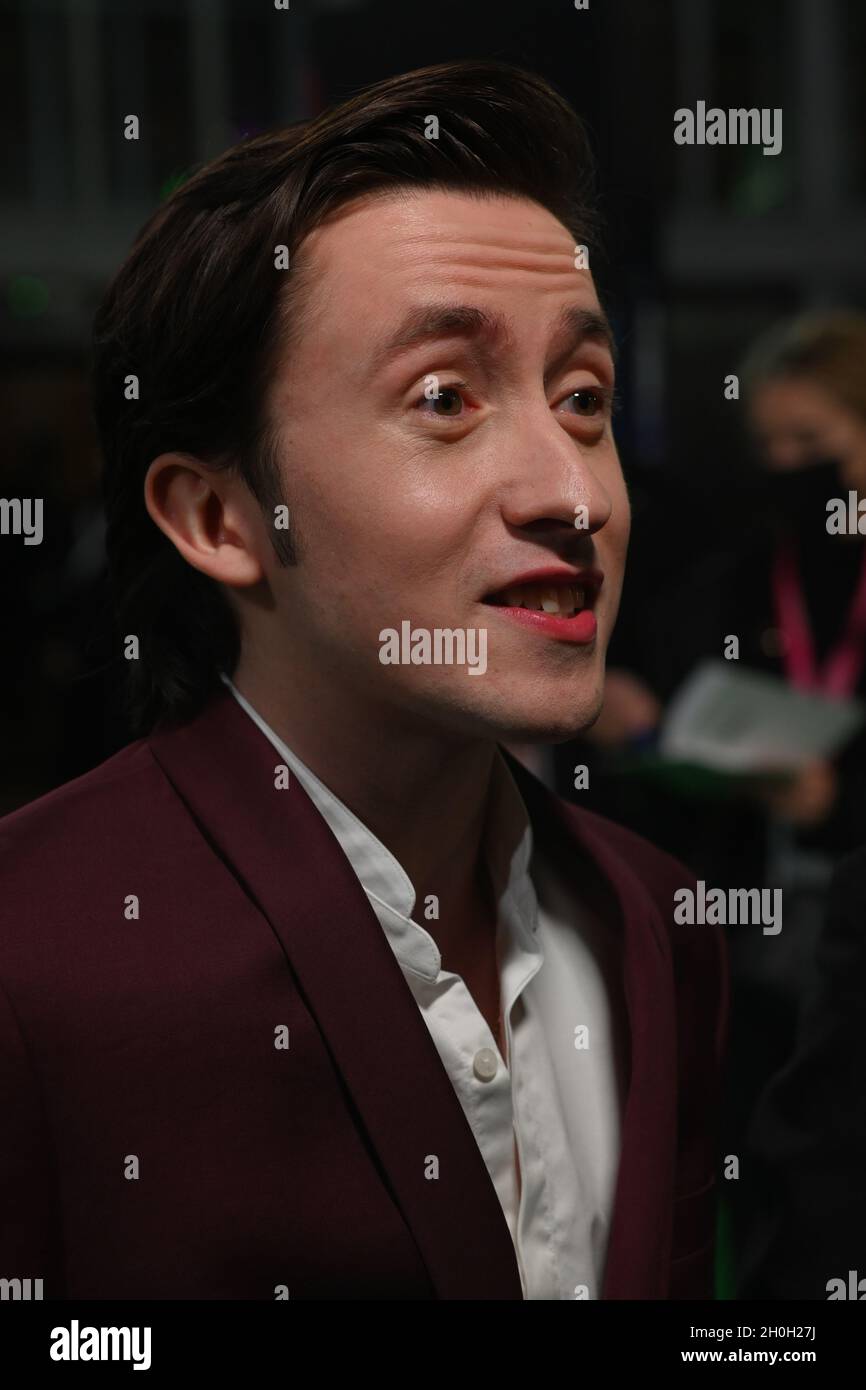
[499,584,585,615]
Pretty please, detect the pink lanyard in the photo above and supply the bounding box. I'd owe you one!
[772,537,866,696]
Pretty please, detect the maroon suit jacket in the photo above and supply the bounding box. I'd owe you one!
[0,688,728,1299]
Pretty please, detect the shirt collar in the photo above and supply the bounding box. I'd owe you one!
[220,672,538,978]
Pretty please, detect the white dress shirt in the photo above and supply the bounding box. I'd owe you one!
[221,674,625,1299]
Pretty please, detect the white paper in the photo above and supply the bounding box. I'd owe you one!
[658,659,865,773]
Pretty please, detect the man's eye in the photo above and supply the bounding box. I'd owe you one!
[413,383,468,417]
[558,386,612,418]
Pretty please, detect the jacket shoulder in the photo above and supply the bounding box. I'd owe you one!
[0,738,160,884]
[568,800,698,900]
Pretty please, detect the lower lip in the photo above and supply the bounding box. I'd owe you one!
[484,605,597,644]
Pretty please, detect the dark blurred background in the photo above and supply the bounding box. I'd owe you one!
[4,0,865,799]
[2,0,865,1300]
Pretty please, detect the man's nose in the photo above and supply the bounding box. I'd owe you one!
[496,410,614,536]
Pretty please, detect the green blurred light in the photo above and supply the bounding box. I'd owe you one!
[159,167,193,200]
[8,274,50,317]
[730,149,791,215]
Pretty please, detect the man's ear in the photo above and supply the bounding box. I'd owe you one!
[144,452,263,587]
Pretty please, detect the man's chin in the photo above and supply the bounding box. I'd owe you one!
[387,674,605,745]
[470,694,606,746]
[498,720,598,746]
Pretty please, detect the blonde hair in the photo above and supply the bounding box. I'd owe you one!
[741,310,866,424]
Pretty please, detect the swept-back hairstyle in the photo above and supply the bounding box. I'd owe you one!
[92,59,602,736]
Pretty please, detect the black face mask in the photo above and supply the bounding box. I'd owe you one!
[763,457,847,531]
[762,458,865,661]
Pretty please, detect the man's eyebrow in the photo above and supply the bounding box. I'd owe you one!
[367,304,513,376]
[367,302,618,378]
[545,303,619,379]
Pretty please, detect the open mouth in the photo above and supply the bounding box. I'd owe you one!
[481,579,596,618]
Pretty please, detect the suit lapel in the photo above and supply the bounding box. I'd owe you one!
[500,751,677,1299]
[149,691,676,1299]
[148,689,523,1299]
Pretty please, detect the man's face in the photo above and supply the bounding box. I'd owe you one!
[257,188,629,743]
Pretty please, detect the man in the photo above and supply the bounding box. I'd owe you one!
[0,60,726,1300]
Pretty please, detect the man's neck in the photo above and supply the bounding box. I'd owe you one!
[229,662,499,940]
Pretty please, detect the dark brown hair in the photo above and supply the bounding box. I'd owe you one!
[92,59,602,736]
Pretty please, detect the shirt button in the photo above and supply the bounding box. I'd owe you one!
[472,1047,499,1082]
